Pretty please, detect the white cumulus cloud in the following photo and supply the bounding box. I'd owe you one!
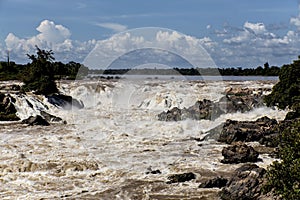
[4,20,96,63]
[244,22,267,35]
[36,20,71,43]
[84,28,217,69]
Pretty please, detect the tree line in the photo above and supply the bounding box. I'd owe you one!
[0,49,88,82]
[89,62,280,76]
[0,46,281,95]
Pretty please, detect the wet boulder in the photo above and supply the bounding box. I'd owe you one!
[0,93,20,121]
[221,143,259,164]
[47,94,84,109]
[22,115,50,126]
[167,172,196,184]
[40,111,65,123]
[158,99,223,121]
[158,107,182,121]
[217,116,277,144]
[220,164,266,200]
[182,99,224,120]
[217,93,264,114]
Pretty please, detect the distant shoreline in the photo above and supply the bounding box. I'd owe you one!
[87,74,279,81]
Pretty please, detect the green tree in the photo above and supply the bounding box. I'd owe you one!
[264,121,300,199]
[22,46,58,95]
[264,57,300,109]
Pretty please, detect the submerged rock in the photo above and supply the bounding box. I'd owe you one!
[167,172,196,184]
[220,164,266,200]
[221,142,259,164]
[22,115,50,126]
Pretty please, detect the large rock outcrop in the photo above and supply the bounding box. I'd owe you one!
[0,93,20,121]
[220,164,266,200]
[47,94,84,109]
[217,116,277,144]
[158,88,265,121]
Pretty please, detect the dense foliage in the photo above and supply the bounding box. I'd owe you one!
[0,47,89,95]
[0,61,23,81]
[21,46,58,95]
[263,56,300,199]
[264,57,300,109]
[264,121,300,199]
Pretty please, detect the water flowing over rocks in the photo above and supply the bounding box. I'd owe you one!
[158,87,266,121]
[0,80,285,199]
[0,159,99,174]
[0,82,84,124]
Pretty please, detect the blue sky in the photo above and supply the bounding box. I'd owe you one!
[0,0,299,68]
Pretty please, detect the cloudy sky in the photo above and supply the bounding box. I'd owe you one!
[0,0,300,68]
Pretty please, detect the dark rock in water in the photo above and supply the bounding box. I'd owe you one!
[0,93,20,121]
[146,169,161,175]
[47,94,84,109]
[221,142,259,164]
[22,115,50,126]
[11,84,21,91]
[167,172,196,184]
[158,99,224,121]
[199,177,228,188]
[40,111,64,123]
[217,116,277,144]
[201,122,225,141]
[181,99,223,120]
[158,107,182,121]
[158,88,266,121]
[220,164,266,200]
[217,93,264,114]
[218,119,263,144]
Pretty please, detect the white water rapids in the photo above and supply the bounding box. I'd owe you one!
[0,79,287,199]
